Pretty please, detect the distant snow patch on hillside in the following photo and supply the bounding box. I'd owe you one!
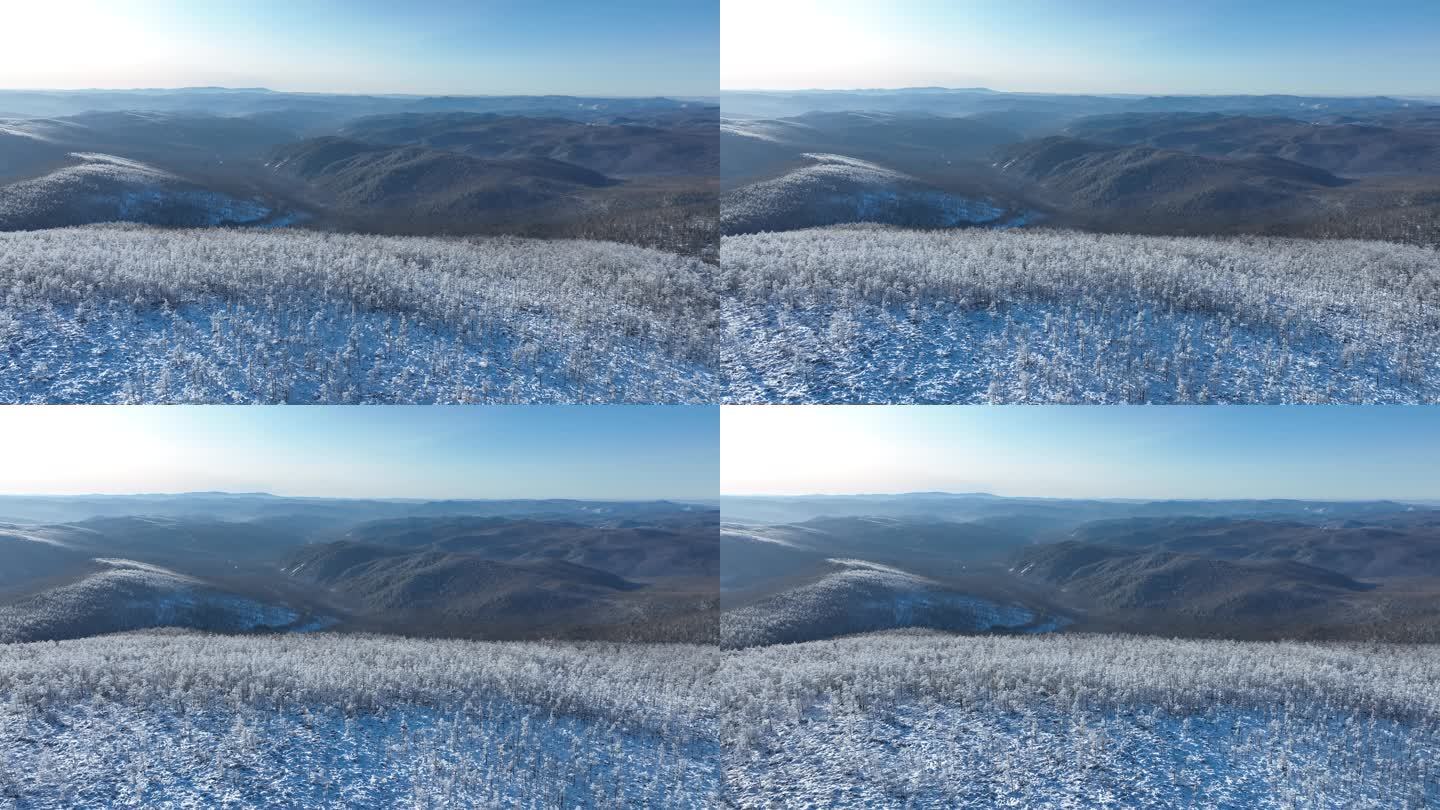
[66,152,173,176]
[720,526,805,548]
[0,527,69,548]
[92,558,197,579]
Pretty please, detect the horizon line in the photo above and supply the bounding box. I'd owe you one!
[0,85,720,101]
[719,85,1438,100]
[720,490,1436,503]
[0,490,717,503]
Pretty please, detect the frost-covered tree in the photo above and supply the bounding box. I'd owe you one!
[722,225,1440,404]
[0,224,718,403]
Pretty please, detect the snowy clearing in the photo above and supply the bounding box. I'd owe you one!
[0,632,718,808]
[721,225,1440,403]
[720,631,1440,808]
[0,225,716,403]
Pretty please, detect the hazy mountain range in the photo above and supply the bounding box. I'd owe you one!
[0,87,719,257]
[721,492,1440,646]
[0,493,717,644]
[721,88,1440,243]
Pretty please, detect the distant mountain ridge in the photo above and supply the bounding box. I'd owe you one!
[0,87,708,123]
[0,497,719,643]
[0,92,719,256]
[719,90,1440,243]
[721,494,1440,644]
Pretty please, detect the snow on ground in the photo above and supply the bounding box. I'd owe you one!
[64,152,172,176]
[91,558,195,578]
[721,225,1440,403]
[0,224,716,403]
[0,632,718,809]
[0,528,68,548]
[719,526,805,548]
[720,631,1440,808]
[2,629,1433,806]
[719,118,816,144]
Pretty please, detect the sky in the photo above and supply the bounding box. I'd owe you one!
[722,406,1440,500]
[0,0,718,96]
[722,0,1440,96]
[0,406,718,500]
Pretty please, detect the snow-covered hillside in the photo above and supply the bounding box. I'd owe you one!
[722,559,1043,648]
[0,559,306,643]
[0,153,274,231]
[0,225,716,403]
[720,631,1440,807]
[0,632,718,807]
[722,225,1440,403]
[722,154,1019,235]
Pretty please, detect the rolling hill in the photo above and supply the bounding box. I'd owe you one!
[0,559,309,643]
[284,542,641,632]
[342,513,720,579]
[1011,541,1370,620]
[1066,515,1440,578]
[1065,111,1440,176]
[0,110,301,172]
[296,512,720,640]
[720,90,1440,245]
[722,153,1019,235]
[720,494,1440,643]
[339,111,719,177]
[0,526,90,591]
[0,497,719,643]
[720,110,1021,187]
[721,557,1053,648]
[0,152,277,230]
[267,137,618,219]
[995,136,1347,224]
[0,91,720,259]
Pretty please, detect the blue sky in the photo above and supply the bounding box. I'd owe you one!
[722,406,1440,500]
[0,0,718,96]
[723,0,1440,96]
[0,406,718,500]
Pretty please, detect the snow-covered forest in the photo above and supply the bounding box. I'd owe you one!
[0,224,716,403]
[4,609,1436,807]
[721,153,1014,235]
[0,631,718,807]
[721,559,1049,648]
[720,631,1440,808]
[0,153,274,232]
[721,225,1440,403]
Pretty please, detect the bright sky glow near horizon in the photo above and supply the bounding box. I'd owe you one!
[0,406,718,500]
[722,406,1440,500]
[722,0,1440,96]
[0,0,718,96]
